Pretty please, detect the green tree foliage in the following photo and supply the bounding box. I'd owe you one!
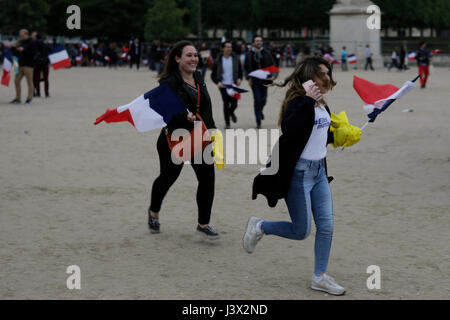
[144,0,189,41]
[1,0,448,40]
[0,0,50,34]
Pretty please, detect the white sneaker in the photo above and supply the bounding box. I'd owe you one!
[311,274,345,295]
[243,217,263,253]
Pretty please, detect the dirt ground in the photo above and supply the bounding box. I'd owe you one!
[0,63,449,299]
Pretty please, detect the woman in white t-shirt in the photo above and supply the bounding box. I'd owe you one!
[244,57,357,295]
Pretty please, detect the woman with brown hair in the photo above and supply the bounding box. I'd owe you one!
[148,40,220,240]
[243,56,358,295]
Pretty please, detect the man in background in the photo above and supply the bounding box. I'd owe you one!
[10,29,37,104]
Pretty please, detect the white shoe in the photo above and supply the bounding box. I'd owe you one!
[311,274,345,295]
[243,217,263,253]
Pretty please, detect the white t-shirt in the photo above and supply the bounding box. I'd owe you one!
[221,56,233,85]
[300,104,331,160]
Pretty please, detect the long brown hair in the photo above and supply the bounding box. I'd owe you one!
[274,56,336,126]
[158,40,196,82]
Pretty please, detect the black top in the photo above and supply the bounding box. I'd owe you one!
[160,70,216,134]
[244,47,275,78]
[416,48,431,66]
[210,53,243,84]
[252,95,334,208]
[12,38,37,67]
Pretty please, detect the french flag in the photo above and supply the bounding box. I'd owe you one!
[432,49,441,55]
[94,83,187,132]
[75,56,82,64]
[48,46,72,70]
[353,75,417,123]
[248,65,280,80]
[324,53,341,65]
[1,48,13,87]
[121,52,127,60]
[408,52,416,61]
[224,84,248,100]
[105,56,110,62]
[348,54,357,64]
[81,43,89,51]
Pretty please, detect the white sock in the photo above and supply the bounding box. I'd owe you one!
[255,220,263,234]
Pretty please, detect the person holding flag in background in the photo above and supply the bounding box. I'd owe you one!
[245,35,278,129]
[211,40,244,129]
[243,57,362,296]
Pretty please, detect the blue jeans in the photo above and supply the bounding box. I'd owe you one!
[250,78,268,126]
[261,158,334,275]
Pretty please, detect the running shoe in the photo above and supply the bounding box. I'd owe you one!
[243,216,263,253]
[196,225,220,240]
[311,274,345,295]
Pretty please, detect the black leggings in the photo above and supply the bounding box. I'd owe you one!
[149,130,215,225]
[219,88,238,126]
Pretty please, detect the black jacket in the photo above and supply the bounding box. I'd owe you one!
[210,53,243,84]
[159,70,216,134]
[244,47,275,79]
[12,38,37,67]
[252,95,334,207]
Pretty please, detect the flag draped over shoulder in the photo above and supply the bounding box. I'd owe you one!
[48,45,72,70]
[1,48,13,87]
[94,83,187,132]
[353,76,416,122]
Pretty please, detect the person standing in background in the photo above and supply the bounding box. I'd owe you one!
[32,32,50,98]
[340,46,348,71]
[364,44,374,71]
[9,29,37,104]
[211,40,243,129]
[417,41,432,89]
[129,38,141,71]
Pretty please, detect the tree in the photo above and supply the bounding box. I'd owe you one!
[144,0,189,41]
[0,0,50,34]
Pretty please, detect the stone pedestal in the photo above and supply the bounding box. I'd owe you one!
[329,0,382,69]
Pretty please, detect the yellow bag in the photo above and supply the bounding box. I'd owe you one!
[330,111,362,148]
[211,129,225,170]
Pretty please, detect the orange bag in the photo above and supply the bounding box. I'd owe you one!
[166,84,211,162]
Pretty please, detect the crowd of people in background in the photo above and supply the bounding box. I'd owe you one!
[1,30,437,106]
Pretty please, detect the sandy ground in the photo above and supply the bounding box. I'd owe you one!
[0,63,449,300]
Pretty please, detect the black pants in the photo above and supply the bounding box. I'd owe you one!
[250,78,268,126]
[365,57,374,70]
[33,64,49,96]
[150,130,215,225]
[129,56,140,69]
[219,88,238,126]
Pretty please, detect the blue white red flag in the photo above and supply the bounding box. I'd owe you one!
[347,54,357,64]
[353,75,417,123]
[94,84,187,132]
[248,65,280,80]
[324,53,341,65]
[48,45,72,70]
[224,83,248,100]
[1,48,13,87]
[408,51,416,61]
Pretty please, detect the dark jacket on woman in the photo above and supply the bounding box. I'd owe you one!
[252,95,334,207]
[160,70,216,134]
[210,53,243,84]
